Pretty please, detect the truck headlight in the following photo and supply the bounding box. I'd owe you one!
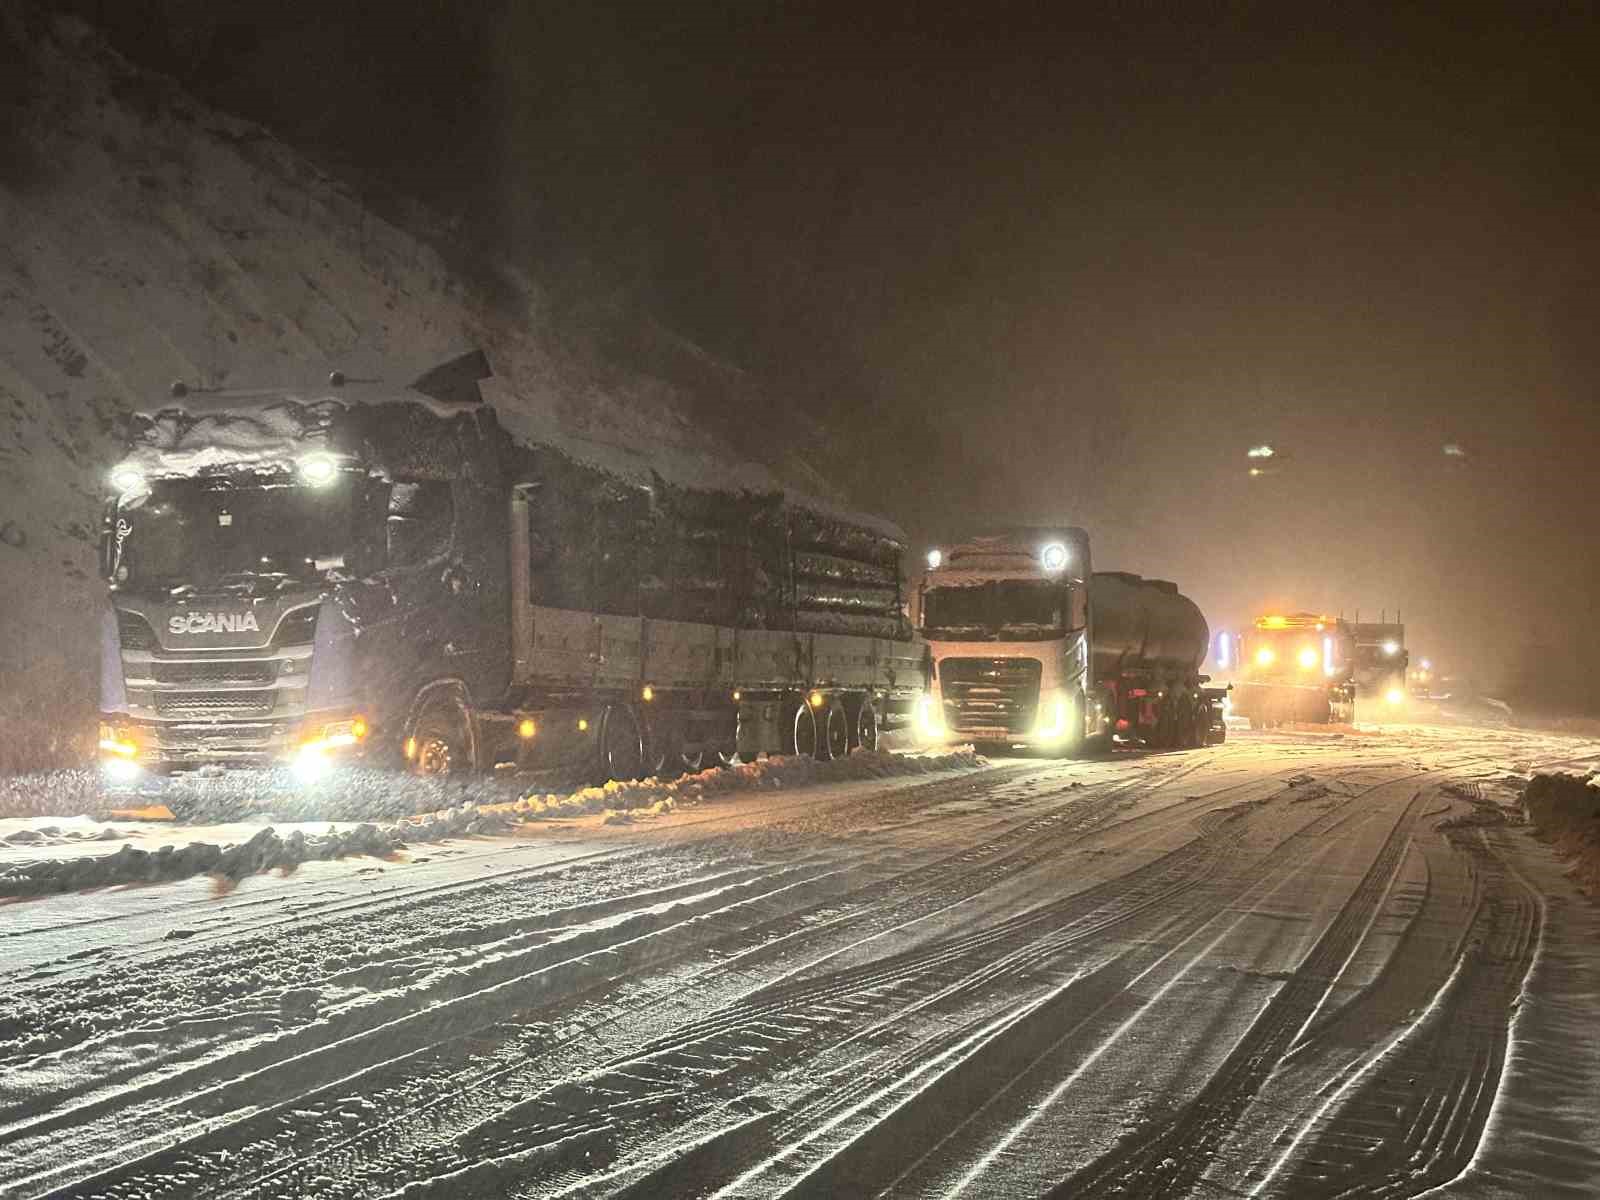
[914,693,945,741]
[1033,690,1073,742]
[98,723,139,759]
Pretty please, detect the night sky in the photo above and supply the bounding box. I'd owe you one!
[68,1,1600,703]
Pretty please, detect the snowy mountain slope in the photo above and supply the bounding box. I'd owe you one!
[0,11,861,768]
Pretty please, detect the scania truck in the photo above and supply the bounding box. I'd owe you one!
[913,531,1224,754]
[95,353,925,785]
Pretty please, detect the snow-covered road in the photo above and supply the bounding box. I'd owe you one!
[3,725,1598,1199]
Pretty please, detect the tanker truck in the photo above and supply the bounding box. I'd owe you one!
[913,530,1225,754]
[94,353,926,786]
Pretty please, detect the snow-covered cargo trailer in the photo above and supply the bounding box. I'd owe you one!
[913,530,1222,754]
[94,355,926,784]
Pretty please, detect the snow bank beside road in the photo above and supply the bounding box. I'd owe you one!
[1521,772,1600,897]
[0,749,984,899]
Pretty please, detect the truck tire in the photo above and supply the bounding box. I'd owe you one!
[643,722,676,779]
[818,698,849,761]
[409,687,477,777]
[597,704,644,782]
[853,698,879,752]
[782,697,818,759]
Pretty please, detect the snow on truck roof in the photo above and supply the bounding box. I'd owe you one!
[119,357,907,544]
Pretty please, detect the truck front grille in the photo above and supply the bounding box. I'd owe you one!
[158,723,278,747]
[150,660,278,686]
[939,658,1042,734]
[154,691,276,718]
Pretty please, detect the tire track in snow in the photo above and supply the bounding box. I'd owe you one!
[79,759,1246,1198]
[1042,784,1427,1199]
[525,768,1408,1198]
[1265,825,1540,1199]
[0,763,1097,1198]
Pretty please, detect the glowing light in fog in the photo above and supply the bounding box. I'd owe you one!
[1323,636,1335,676]
[297,453,339,486]
[1297,646,1319,670]
[1385,688,1405,706]
[926,548,942,569]
[293,745,331,784]
[1040,542,1069,572]
[1217,632,1231,668]
[110,465,146,495]
[1247,445,1275,458]
[101,757,141,783]
[1382,640,1399,656]
[1255,647,1276,667]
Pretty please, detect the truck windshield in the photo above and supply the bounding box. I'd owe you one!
[112,474,363,593]
[922,581,1065,641]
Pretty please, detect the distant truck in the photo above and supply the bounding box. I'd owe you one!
[95,355,926,785]
[1232,612,1356,727]
[1347,621,1409,709]
[913,530,1225,754]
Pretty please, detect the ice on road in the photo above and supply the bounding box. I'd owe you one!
[2,724,1598,1199]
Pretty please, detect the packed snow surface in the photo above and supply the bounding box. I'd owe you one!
[2,723,1599,1199]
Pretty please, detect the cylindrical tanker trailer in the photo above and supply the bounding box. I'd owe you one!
[915,530,1227,754]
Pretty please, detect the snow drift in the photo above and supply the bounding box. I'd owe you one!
[1521,772,1600,896]
[0,748,984,897]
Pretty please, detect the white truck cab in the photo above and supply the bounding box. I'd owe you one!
[914,530,1098,754]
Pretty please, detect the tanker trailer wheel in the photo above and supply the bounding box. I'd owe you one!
[782,696,819,759]
[853,698,879,752]
[596,704,645,783]
[1178,699,1200,748]
[818,697,849,761]
[409,688,478,778]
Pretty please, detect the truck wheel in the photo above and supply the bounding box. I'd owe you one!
[783,698,818,759]
[643,718,682,779]
[410,689,477,777]
[854,699,879,752]
[818,699,849,761]
[597,704,644,782]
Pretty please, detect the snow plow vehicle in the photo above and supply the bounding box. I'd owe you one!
[1232,612,1356,727]
[914,531,1225,754]
[95,354,926,785]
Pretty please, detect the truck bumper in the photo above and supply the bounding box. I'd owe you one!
[97,712,373,777]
